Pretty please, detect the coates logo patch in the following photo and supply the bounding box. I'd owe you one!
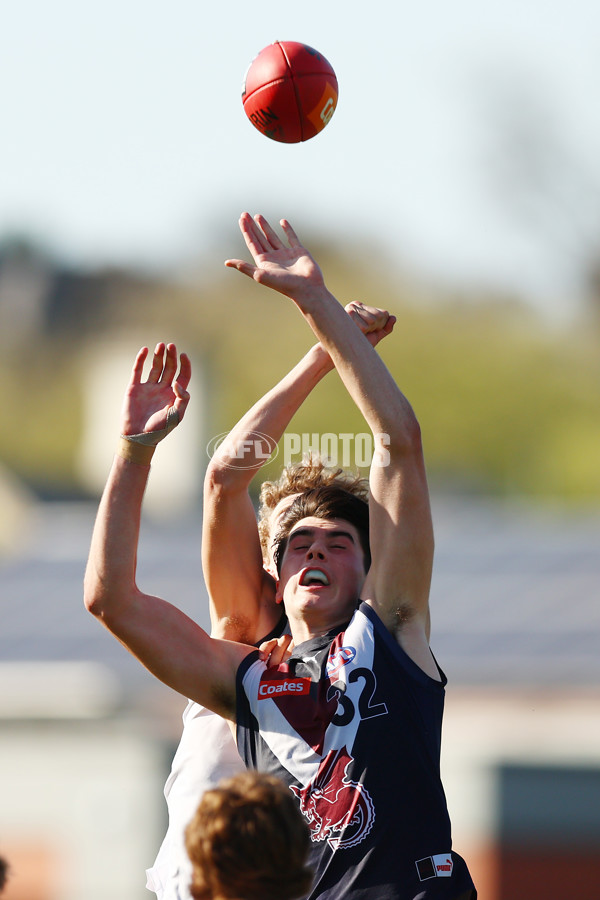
[258,677,311,699]
[326,646,356,678]
[415,853,454,881]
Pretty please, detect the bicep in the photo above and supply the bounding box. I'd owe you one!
[100,589,247,718]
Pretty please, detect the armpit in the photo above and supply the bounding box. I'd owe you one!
[393,603,417,628]
[209,681,237,720]
[216,614,254,644]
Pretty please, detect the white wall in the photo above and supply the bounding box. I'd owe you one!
[0,719,169,900]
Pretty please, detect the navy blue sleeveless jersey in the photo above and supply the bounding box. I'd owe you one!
[236,601,476,900]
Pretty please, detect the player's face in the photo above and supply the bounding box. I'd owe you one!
[275,516,367,626]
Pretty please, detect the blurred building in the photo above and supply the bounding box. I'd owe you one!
[0,241,205,512]
[0,240,119,346]
[0,496,599,900]
[76,340,204,516]
[430,498,600,900]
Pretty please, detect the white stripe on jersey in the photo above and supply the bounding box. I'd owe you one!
[242,609,384,788]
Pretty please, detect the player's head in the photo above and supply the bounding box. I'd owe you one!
[185,772,312,900]
[258,456,369,569]
[272,484,371,578]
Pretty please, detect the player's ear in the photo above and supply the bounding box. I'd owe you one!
[262,561,283,602]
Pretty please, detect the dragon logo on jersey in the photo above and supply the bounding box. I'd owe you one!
[290,746,375,850]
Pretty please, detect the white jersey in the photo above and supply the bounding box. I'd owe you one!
[145,700,244,900]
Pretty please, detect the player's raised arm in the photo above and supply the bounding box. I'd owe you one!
[203,344,332,643]
[204,301,394,644]
[83,343,248,718]
[226,215,436,676]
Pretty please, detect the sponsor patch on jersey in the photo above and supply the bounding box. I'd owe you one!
[258,677,311,699]
[326,645,356,678]
[415,853,454,881]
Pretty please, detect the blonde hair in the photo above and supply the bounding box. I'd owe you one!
[185,772,313,900]
[258,456,369,561]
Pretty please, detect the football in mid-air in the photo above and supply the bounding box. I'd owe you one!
[242,41,338,143]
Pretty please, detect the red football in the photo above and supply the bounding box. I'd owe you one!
[242,41,338,143]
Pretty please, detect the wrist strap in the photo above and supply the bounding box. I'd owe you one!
[122,407,180,446]
[117,407,180,465]
[116,437,155,466]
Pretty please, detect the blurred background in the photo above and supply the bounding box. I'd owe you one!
[1,1,599,898]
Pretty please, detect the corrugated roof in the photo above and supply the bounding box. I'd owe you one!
[429,497,600,686]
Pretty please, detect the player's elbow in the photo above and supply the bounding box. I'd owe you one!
[387,411,424,458]
[204,455,246,496]
[83,566,121,620]
[83,569,106,618]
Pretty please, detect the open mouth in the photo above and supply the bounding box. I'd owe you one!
[300,568,330,587]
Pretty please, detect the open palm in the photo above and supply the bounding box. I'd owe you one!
[225,213,326,299]
[121,343,191,437]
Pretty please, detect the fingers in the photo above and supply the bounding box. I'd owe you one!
[224,258,257,279]
[130,346,149,384]
[239,212,271,258]
[254,214,285,250]
[160,343,178,384]
[344,301,391,334]
[280,218,302,247]
[235,212,300,258]
[172,354,191,416]
[176,352,192,392]
[138,343,191,391]
[147,342,167,383]
[173,386,190,421]
[258,637,278,661]
[345,302,370,331]
[342,302,396,349]
[384,314,396,335]
[258,633,294,666]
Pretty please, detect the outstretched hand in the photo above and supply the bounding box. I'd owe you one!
[225,213,326,300]
[121,343,191,437]
[226,215,397,346]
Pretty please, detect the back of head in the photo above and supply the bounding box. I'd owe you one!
[186,772,313,900]
[258,455,369,562]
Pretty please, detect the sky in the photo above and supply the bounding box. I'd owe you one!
[3,0,600,320]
